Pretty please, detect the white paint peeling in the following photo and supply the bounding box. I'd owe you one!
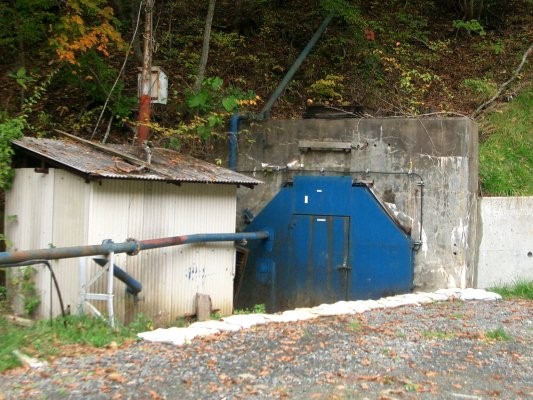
[451,218,469,250]
[420,227,428,258]
[418,154,466,170]
[459,264,467,288]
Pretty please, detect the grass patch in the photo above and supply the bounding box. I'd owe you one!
[348,319,362,331]
[0,313,152,372]
[488,279,533,300]
[485,327,513,341]
[479,87,533,196]
[233,303,266,315]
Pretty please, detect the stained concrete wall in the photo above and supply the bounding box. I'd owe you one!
[235,117,478,291]
[476,196,533,288]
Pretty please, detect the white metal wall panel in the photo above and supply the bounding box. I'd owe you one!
[142,183,237,321]
[85,180,140,320]
[6,170,238,324]
[86,180,237,324]
[4,169,54,317]
[43,170,89,319]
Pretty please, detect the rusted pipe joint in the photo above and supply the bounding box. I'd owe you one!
[126,238,141,256]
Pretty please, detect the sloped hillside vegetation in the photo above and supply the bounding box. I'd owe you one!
[0,0,531,193]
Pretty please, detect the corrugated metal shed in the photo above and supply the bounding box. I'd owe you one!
[6,136,260,323]
[12,137,260,187]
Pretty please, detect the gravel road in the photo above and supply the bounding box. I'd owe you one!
[1,298,531,400]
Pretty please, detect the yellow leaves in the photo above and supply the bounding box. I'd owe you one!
[237,95,262,107]
[51,0,125,65]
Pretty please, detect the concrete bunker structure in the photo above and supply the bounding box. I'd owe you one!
[233,117,478,310]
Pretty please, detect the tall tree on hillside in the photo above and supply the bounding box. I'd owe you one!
[194,0,216,93]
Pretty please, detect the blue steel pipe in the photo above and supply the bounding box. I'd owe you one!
[93,258,143,295]
[0,231,270,266]
[228,113,242,170]
[227,14,334,171]
[259,13,334,119]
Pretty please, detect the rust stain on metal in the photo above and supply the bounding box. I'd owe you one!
[12,137,261,187]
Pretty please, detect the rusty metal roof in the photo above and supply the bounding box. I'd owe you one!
[12,137,261,187]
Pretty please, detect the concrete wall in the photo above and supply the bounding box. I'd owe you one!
[476,196,533,288]
[235,117,478,291]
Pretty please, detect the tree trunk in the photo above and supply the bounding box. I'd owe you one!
[131,0,144,64]
[194,0,216,93]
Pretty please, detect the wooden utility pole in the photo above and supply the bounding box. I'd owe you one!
[137,0,154,145]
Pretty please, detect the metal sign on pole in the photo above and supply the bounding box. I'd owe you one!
[137,0,155,145]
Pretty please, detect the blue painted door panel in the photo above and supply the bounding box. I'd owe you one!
[289,214,350,307]
[237,175,414,312]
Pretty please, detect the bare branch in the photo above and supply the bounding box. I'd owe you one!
[471,42,533,118]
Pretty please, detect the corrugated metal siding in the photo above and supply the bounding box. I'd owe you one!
[5,169,54,317]
[86,180,237,323]
[46,170,89,318]
[6,169,238,323]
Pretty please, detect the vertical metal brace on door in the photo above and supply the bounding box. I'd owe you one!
[79,250,115,328]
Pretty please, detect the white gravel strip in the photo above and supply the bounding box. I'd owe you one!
[137,288,501,345]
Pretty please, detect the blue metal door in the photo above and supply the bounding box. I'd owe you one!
[289,214,350,307]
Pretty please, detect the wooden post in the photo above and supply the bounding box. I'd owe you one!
[196,293,212,321]
[137,0,154,145]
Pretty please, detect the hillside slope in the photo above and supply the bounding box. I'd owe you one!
[0,0,531,192]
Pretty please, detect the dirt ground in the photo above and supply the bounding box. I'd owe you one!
[1,299,532,399]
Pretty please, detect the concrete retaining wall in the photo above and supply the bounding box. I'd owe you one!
[235,117,479,291]
[476,196,533,288]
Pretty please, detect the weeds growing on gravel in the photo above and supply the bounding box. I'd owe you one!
[348,319,362,331]
[0,314,152,372]
[485,327,513,341]
[489,279,533,300]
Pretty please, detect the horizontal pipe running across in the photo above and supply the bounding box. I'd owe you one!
[0,231,270,266]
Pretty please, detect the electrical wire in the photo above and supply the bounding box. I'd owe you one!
[90,0,145,141]
[2,260,67,327]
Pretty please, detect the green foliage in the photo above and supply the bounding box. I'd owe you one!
[11,266,41,317]
[0,0,58,57]
[461,78,497,102]
[0,67,60,188]
[8,67,35,90]
[0,283,8,314]
[63,50,136,119]
[308,74,345,103]
[422,330,454,340]
[320,0,362,25]
[474,40,505,55]
[211,31,244,50]
[453,19,486,36]
[485,327,512,341]
[234,303,266,314]
[489,279,533,300]
[347,319,362,331]
[182,76,255,140]
[0,116,25,190]
[398,68,441,112]
[0,313,151,372]
[479,88,533,195]
[396,11,429,43]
